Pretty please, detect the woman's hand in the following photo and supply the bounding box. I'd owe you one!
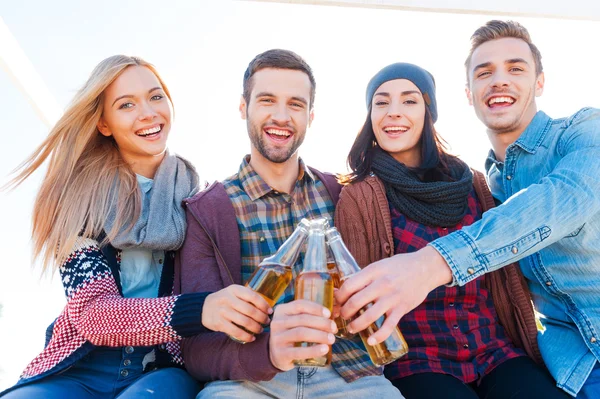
[335,246,452,345]
[202,285,273,342]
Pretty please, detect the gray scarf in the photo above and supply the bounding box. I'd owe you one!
[105,152,199,250]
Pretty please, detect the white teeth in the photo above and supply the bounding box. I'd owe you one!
[266,129,291,137]
[137,126,161,136]
[384,126,408,132]
[488,96,515,105]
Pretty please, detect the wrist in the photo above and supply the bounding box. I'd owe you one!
[419,246,453,288]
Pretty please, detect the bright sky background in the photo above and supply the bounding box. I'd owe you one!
[0,0,599,390]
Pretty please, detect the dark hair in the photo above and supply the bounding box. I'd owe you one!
[465,20,543,83]
[339,106,452,184]
[242,49,316,110]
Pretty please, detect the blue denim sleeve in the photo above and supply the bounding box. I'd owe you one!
[430,109,600,286]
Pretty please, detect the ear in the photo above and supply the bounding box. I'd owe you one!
[239,95,247,120]
[97,117,112,137]
[535,72,545,97]
[308,109,314,127]
[465,86,473,106]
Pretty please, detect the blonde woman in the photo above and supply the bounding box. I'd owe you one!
[1,55,271,399]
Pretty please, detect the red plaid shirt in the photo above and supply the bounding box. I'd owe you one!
[385,188,524,384]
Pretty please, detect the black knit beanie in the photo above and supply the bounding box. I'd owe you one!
[365,62,438,123]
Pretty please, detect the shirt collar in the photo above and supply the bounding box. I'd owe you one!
[238,155,314,201]
[513,110,552,154]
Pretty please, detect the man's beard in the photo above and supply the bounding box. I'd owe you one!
[247,119,305,163]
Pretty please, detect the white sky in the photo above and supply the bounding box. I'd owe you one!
[1,0,599,390]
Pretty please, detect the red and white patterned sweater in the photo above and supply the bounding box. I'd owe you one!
[19,237,208,380]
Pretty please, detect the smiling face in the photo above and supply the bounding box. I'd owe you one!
[240,68,313,164]
[466,37,544,137]
[97,65,172,174]
[370,79,426,167]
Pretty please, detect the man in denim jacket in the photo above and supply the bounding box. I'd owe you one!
[336,20,600,398]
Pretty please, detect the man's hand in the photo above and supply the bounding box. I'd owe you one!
[269,300,337,371]
[335,246,452,345]
[202,285,272,343]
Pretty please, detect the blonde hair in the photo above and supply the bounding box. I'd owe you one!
[7,55,173,272]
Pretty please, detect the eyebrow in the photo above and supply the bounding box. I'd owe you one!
[472,58,530,74]
[255,91,308,105]
[374,90,421,97]
[111,86,162,107]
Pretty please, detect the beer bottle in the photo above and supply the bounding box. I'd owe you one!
[293,218,334,367]
[325,227,408,366]
[327,246,354,339]
[230,219,310,343]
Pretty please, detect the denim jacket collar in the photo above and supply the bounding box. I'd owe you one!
[513,110,552,154]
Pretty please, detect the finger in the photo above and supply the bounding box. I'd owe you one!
[233,285,273,315]
[271,314,337,334]
[340,279,383,321]
[226,309,264,335]
[280,344,330,363]
[336,268,376,306]
[275,299,331,318]
[277,327,336,346]
[348,298,391,332]
[220,322,256,343]
[365,308,405,346]
[231,297,271,325]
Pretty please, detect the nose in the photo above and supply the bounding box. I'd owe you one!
[387,100,403,118]
[490,70,510,88]
[138,100,158,121]
[272,103,291,124]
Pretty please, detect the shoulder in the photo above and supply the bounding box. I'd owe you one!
[556,107,600,151]
[185,182,228,208]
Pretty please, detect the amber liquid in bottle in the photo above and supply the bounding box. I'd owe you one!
[338,279,409,366]
[293,271,334,367]
[327,262,353,339]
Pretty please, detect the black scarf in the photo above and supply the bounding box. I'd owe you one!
[371,149,473,227]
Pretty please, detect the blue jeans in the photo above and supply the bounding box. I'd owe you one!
[197,366,403,398]
[578,362,600,399]
[2,346,200,399]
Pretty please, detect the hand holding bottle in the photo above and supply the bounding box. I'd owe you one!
[202,285,272,343]
[268,299,337,371]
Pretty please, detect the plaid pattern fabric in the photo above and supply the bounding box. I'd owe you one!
[224,156,381,382]
[384,188,524,384]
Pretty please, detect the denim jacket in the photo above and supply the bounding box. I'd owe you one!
[430,108,600,396]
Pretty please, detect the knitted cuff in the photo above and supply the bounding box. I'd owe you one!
[170,292,210,337]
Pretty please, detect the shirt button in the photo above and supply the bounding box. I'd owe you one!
[158,258,163,264]
[592,337,597,344]
[506,175,512,180]
[467,268,475,275]
[120,369,129,377]
[546,281,552,286]
[453,325,459,330]
[123,359,131,366]
[159,344,166,351]
[125,346,134,354]
[463,344,469,349]
[259,237,266,243]
[511,246,518,254]
[449,302,455,307]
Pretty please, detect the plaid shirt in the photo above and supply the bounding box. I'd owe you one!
[385,188,524,384]
[223,156,381,382]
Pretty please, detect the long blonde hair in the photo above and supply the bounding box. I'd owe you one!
[7,55,173,272]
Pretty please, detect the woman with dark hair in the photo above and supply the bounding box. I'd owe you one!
[334,63,569,398]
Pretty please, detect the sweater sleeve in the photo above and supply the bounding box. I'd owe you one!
[177,205,279,382]
[59,237,209,347]
[334,186,375,267]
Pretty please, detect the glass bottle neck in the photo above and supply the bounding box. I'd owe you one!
[325,228,361,278]
[260,221,309,267]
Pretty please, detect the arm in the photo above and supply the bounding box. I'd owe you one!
[431,113,600,285]
[177,208,279,382]
[60,237,208,347]
[334,186,375,267]
[338,111,600,343]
